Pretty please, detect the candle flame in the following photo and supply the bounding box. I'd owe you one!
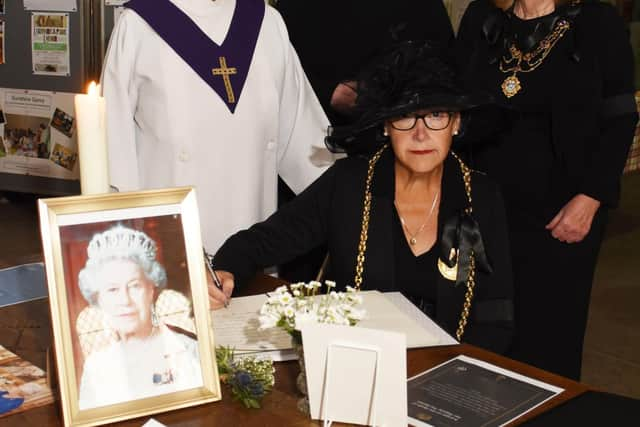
[87,81,98,96]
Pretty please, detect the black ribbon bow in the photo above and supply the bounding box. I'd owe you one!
[440,210,493,287]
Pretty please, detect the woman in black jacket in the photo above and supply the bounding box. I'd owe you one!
[456,0,638,379]
[211,44,515,354]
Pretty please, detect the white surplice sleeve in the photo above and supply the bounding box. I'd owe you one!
[271,9,335,195]
[100,10,142,192]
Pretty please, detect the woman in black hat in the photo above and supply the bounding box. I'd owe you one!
[211,44,515,353]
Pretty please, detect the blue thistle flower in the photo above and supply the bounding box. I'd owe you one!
[234,370,252,387]
[249,382,264,397]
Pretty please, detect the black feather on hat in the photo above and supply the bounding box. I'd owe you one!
[325,41,496,154]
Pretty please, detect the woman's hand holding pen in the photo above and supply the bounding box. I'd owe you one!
[207,270,234,310]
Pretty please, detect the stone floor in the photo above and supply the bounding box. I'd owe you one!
[0,174,639,397]
[581,172,640,398]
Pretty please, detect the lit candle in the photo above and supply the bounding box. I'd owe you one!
[74,81,110,195]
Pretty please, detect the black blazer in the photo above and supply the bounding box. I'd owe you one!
[214,149,515,353]
[456,0,638,207]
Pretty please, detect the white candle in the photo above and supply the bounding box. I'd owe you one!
[74,81,110,195]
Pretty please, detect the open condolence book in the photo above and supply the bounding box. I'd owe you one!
[408,355,563,427]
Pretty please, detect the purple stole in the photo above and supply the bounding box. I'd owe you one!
[125,0,265,113]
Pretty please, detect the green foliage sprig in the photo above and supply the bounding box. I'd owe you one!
[216,346,275,409]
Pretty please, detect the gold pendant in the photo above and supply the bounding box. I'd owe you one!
[438,248,458,281]
[501,74,522,98]
[409,237,417,245]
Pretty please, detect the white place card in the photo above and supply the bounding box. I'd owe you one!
[301,323,407,426]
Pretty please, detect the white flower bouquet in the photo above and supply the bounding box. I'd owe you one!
[258,281,366,342]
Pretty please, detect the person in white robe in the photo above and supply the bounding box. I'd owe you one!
[101,0,334,265]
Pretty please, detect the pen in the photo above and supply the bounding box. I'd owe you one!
[203,248,228,308]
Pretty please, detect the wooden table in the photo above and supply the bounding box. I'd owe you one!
[1,344,590,427]
[0,274,591,426]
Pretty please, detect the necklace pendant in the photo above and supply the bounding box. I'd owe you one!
[502,74,522,98]
[409,237,417,245]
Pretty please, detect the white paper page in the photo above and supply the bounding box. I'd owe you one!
[211,291,444,358]
[383,291,458,346]
[24,0,77,12]
[301,323,407,426]
[211,294,292,352]
[357,291,441,348]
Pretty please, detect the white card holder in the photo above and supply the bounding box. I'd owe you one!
[321,342,382,427]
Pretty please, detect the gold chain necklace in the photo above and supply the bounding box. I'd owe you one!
[499,18,570,98]
[394,190,440,246]
[353,146,477,341]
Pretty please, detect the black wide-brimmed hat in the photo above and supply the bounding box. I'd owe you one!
[325,41,495,153]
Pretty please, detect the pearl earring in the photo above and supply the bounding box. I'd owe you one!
[383,128,388,137]
[453,129,459,136]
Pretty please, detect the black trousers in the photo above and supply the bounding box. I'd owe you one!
[506,207,608,381]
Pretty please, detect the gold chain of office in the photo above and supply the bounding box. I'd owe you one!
[352,144,477,341]
[499,18,570,98]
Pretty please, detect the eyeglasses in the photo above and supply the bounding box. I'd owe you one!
[389,111,453,131]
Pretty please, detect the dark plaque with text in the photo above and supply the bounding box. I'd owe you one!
[408,356,562,427]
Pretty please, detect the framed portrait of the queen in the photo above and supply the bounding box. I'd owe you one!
[38,187,220,427]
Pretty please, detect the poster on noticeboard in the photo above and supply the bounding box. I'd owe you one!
[0,88,79,180]
[23,0,77,12]
[31,13,70,76]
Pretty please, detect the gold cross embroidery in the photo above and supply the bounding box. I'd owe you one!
[212,56,238,104]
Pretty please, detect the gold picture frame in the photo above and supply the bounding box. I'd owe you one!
[38,187,220,427]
